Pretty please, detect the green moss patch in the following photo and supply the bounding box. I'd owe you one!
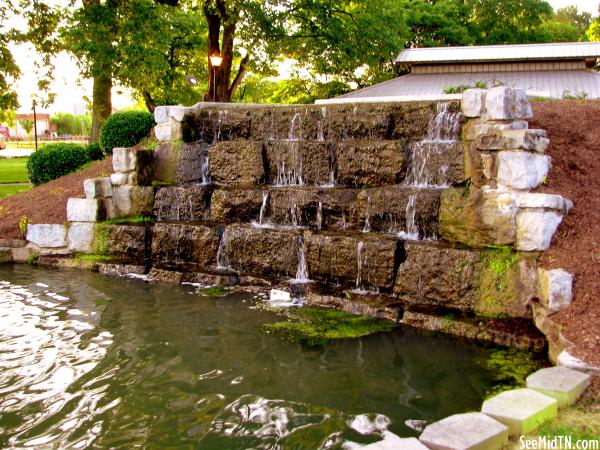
[76,254,113,262]
[484,348,547,397]
[197,286,230,297]
[101,216,154,226]
[264,307,397,346]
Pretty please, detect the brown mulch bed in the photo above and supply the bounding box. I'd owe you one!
[0,158,112,239]
[530,100,600,366]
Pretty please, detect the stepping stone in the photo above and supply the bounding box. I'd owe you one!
[526,366,591,408]
[419,412,508,450]
[481,388,557,436]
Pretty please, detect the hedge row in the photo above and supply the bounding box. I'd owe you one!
[26,143,104,186]
[99,111,155,155]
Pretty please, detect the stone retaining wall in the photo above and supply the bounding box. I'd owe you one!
[14,87,577,354]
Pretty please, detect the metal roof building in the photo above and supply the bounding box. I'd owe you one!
[317,42,600,103]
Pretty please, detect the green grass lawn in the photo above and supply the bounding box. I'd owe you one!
[0,158,31,198]
[0,184,31,198]
[0,158,29,183]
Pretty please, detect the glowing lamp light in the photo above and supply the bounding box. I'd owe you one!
[210,54,223,67]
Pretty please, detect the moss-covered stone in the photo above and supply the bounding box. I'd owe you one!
[264,306,397,346]
[473,247,537,319]
[439,187,517,248]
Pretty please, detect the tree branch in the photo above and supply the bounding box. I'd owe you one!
[228,53,249,99]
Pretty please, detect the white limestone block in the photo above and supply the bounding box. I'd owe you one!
[67,198,109,223]
[557,351,600,375]
[26,224,67,248]
[462,89,486,118]
[112,185,153,217]
[516,210,563,251]
[112,147,137,172]
[110,172,129,186]
[514,89,533,119]
[154,106,170,124]
[496,151,550,190]
[537,268,573,313]
[154,120,182,142]
[527,366,591,408]
[67,222,95,253]
[419,412,508,450]
[485,86,533,120]
[84,177,113,199]
[154,105,188,124]
[477,129,548,152]
[512,192,570,212]
[481,388,557,436]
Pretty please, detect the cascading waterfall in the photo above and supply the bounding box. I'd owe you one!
[362,196,371,233]
[355,241,365,291]
[405,103,462,188]
[216,230,229,269]
[316,201,323,230]
[398,194,419,240]
[294,236,309,282]
[200,151,211,185]
[288,112,301,141]
[259,191,269,225]
[275,142,303,186]
[274,113,305,186]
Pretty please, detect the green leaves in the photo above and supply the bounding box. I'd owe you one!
[26,143,91,186]
[99,110,155,155]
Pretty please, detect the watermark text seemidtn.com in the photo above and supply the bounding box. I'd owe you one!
[520,435,600,450]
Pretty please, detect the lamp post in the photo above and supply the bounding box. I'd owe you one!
[209,53,223,102]
[32,99,38,151]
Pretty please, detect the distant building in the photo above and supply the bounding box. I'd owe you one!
[15,113,54,138]
[318,42,600,103]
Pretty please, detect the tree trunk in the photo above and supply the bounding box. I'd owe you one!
[202,2,246,103]
[90,72,112,142]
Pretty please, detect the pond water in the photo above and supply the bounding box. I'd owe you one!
[0,265,536,449]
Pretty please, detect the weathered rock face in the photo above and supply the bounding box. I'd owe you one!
[153,185,212,222]
[210,188,264,223]
[394,242,481,312]
[153,141,209,185]
[220,224,300,278]
[335,140,406,187]
[183,102,436,143]
[394,242,537,318]
[356,187,441,238]
[97,224,150,264]
[264,141,334,186]
[267,187,321,227]
[305,230,400,291]
[439,188,517,247]
[209,141,265,186]
[151,222,220,269]
[405,141,465,187]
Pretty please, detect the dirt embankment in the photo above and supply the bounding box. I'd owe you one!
[530,100,600,367]
[0,158,112,239]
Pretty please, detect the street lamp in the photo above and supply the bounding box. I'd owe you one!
[32,99,38,151]
[209,53,222,102]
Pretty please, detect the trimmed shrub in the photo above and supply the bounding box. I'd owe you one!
[99,111,155,155]
[26,143,90,186]
[85,142,104,161]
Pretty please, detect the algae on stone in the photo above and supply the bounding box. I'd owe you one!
[264,306,397,346]
[474,247,537,319]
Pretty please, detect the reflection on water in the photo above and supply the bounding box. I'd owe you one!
[0,265,510,448]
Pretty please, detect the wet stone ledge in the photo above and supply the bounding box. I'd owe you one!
[151,222,220,270]
[153,185,212,222]
[182,101,442,143]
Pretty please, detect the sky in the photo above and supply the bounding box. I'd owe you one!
[8,0,600,116]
